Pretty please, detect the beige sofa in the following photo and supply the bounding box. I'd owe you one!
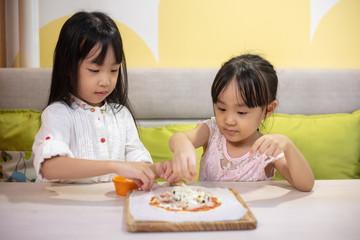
[1,68,360,124]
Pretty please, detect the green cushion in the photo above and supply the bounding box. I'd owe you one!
[138,124,203,181]
[0,110,41,151]
[1,109,359,180]
[261,110,360,180]
[139,110,360,181]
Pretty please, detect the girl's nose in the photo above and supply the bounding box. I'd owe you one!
[224,112,236,125]
[99,73,111,86]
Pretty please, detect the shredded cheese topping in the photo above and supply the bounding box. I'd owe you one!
[150,185,222,212]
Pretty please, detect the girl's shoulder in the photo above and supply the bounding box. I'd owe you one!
[42,101,71,119]
[108,104,130,115]
[203,117,220,139]
[43,101,69,113]
[204,117,218,131]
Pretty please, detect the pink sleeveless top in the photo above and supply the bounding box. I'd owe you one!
[199,117,284,182]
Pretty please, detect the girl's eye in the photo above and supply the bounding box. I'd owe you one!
[237,112,247,115]
[111,69,118,73]
[217,106,226,112]
[88,69,99,73]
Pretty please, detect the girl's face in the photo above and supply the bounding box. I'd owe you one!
[214,78,275,147]
[77,44,120,107]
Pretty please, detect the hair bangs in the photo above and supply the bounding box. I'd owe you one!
[237,68,269,109]
[211,65,235,103]
[92,30,123,65]
[78,17,122,65]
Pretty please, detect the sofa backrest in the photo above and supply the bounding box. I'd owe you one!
[1,68,359,126]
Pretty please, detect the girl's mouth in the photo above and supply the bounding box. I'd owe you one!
[224,128,237,135]
[95,91,107,97]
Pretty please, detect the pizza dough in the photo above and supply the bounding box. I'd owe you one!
[129,186,247,222]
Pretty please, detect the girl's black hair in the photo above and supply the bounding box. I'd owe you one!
[48,11,134,117]
[211,54,278,111]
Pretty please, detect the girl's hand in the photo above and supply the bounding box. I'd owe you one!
[149,161,183,184]
[168,123,209,182]
[161,160,184,183]
[170,146,198,182]
[250,134,290,157]
[116,162,155,191]
[250,134,314,192]
[152,161,167,179]
[168,132,199,182]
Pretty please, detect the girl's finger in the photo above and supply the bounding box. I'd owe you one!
[188,158,197,181]
[250,137,265,155]
[167,172,177,183]
[177,156,191,180]
[132,179,143,189]
[163,162,172,179]
[172,156,182,177]
[257,139,272,155]
[265,145,276,157]
[138,167,154,191]
[272,148,282,158]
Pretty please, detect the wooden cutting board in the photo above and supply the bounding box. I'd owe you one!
[126,188,257,232]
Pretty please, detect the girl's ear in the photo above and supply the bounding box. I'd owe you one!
[265,100,278,119]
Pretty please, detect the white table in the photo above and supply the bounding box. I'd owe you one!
[1,180,359,240]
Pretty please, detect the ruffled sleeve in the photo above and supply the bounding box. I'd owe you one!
[32,103,74,181]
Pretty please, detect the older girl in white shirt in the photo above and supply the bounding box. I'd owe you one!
[32,11,163,190]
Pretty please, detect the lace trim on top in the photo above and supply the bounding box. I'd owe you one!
[221,136,253,170]
[70,95,108,114]
[199,117,284,181]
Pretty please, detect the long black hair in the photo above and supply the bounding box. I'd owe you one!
[49,11,133,116]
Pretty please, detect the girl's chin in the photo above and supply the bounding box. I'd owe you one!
[84,99,105,107]
[225,136,241,143]
[95,92,107,98]
[222,132,241,142]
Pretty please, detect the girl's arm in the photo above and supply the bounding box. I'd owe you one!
[167,122,210,181]
[250,134,314,192]
[41,156,155,190]
[123,107,152,163]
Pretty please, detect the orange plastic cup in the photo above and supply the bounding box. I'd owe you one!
[112,176,139,196]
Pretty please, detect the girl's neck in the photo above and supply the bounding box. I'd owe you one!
[225,131,262,158]
[73,94,105,107]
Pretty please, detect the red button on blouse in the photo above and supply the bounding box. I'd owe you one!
[100,138,106,143]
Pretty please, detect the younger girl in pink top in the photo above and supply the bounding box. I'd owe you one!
[165,54,314,192]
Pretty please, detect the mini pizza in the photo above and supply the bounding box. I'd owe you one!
[149,185,222,212]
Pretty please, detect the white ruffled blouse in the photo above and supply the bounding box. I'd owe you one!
[32,96,152,183]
